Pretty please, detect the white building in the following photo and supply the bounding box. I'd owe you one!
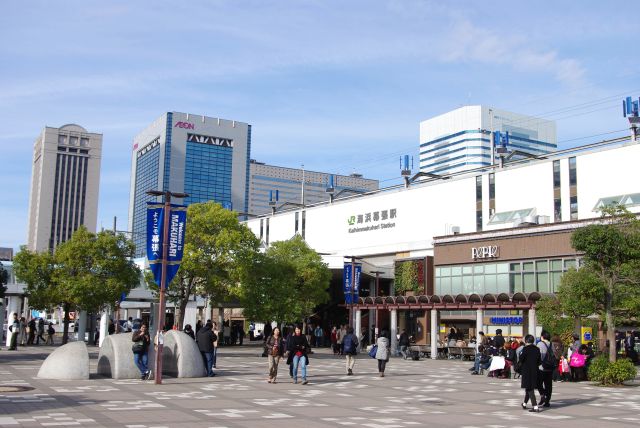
[248,160,379,215]
[27,124,102,253]
[128,112,252,257]
[419,106,556,175]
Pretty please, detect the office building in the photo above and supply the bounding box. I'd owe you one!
[419,106,556,175]
[128,112,251,257]
[0,247,13,261]
[248,160,379,215]
[27,124,102,253]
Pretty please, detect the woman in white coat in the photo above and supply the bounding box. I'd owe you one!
[375,330,390,377]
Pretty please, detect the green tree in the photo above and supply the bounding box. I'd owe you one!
[14,227,140,344]
[0,262,8,301]
[238,235,331,325]
[557,267,604,332]
[535,295,574,337]
[163,202,261,329]
[571,205,640,362]
[394,260,421,294]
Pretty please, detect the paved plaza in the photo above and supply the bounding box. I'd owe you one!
[1,343,639,428]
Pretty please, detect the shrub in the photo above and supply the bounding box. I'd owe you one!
[587,356,609,384]
[588,357,638,386]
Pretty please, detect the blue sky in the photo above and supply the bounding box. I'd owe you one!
[1,1,638,251]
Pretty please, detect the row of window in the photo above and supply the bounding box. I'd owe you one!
[58,135,90,147]
[435,258,581,295]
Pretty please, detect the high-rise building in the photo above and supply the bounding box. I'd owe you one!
[27,124,102,253]
[128,112,251,257]
[248,160,379,215]
[419,106,556,175]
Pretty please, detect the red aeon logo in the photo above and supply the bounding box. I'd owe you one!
[174,121,195,129]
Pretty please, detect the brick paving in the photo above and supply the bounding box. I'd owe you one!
[1,342,639,427]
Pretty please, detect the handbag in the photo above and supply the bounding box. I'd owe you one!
[132,341,144,353]
[271,344,279,357]
[368,344,378,358]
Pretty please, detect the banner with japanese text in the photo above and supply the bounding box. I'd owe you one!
[146,203,188,288]
[146,203,164,287]
[343,263,362,304]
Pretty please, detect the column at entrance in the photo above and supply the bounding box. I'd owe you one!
[476,308,484,344]
[355,309,362,350]
[528,307,537,337]
[390,309,398,356]
[430,309,439,360]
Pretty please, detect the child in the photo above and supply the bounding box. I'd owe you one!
[558,355,571,382]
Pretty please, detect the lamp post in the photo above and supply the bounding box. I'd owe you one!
[146,190,188,385]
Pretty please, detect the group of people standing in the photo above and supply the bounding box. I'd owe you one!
[263,324,392,384]
[7,314,55,350]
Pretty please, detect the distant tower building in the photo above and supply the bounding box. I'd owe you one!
[419,106,557,175]
[27,124,103,252]
[128,112,251,257]
[248,161,379,215]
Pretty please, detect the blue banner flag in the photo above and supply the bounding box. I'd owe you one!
[147,203,164,287]
[165,205,187,287]
[146,203,188,288]
[343,263,362,304]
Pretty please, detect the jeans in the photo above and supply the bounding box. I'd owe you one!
[473,355,491,372]
[292,354,307,381]
[133,352,148,376]
[399,345,408,359]
[201,351,214,376]
[212,347,218,368]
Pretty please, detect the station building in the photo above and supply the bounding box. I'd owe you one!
[244,137,640,355]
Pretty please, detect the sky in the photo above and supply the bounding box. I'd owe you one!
[1,0,638,251]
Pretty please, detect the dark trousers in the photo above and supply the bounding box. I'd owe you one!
[9,333,18,350]
[537,370,553,402]
[201,351,214,376]
[523,389,538,406]
[377,359,387,373]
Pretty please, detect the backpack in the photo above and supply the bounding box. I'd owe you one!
[343,334,357,354]
[541,342,557,371]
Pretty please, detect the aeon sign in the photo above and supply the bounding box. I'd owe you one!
[174,121,195,130]
[471,245,499,260]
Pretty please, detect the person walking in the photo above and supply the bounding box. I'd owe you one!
[338,324,347,355]
[288,325,310,384]
[27,318,36,345]
[537,331,555,407]
[36,318,45,345]
[330,326,339,355]
[212,322,220,368]
[18,317,27,346]
[342,326,359,375]
[266,327,285,383]
[520,334,542,412]
[197,321,217,377]
[375,330,390,377]
[45,322,55,345]
[131,323,151,380]
[398,329,410,360]
[314,324,324,348]
[8,313,20,350]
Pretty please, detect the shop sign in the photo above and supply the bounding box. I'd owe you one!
[489,316,523,325]
[347,208,397,234]
[581,326,593,344]
[471,245,499,260]
[174,121,195,129]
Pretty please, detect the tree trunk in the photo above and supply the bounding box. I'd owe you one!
[62,303,70,345]
[574,316,581,336]
[177,298,188,330]
[605,284,616,363]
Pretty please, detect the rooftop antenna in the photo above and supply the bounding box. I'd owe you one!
[400,155,413,188]
[268,190,279,215]
[623,96,640,143]
[326,174,336,203]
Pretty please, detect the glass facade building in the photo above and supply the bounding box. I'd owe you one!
[128,112,251,257]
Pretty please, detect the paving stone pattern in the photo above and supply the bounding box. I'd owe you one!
[0,343,639,427]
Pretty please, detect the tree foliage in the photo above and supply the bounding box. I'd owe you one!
[13,227,140,343]
[162,202,261,328]
[394,260,421,294]
[535,295,574,336]
[237,235,331,325]
[0,262,8,300]
[571,205,640,361]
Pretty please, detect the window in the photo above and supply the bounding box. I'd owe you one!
[569,157,577,186]
[476,176,482,231]
[69,136,78,145]
[58,135,67,145]
[302,210,306,239]
[295,212,299,234]
[259,219,264,240]
[553,160,561,222]
[570,196,578,220]
[80,138,89,147]
[488,173,495,214]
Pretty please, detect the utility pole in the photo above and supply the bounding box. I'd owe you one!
[146,190,188,385]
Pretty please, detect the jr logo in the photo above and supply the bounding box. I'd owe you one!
[174,121,195,129]
[347,216,356,225]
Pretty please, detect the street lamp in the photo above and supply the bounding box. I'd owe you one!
[146,190,188,385]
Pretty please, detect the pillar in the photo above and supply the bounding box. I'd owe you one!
[430,309,439,360]
[355,310,362,350]
[183,300,197,329]
[390,309,398,356]
[77,311,87,342]
[368,309,374,344]
[476,308,484,345]
[98,311,108,347]
[528,307,537,337]
[4,296,20,347]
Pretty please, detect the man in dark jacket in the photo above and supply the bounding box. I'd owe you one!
[197,322,217,377]
[342,327,359,375]
[398,330,410,360]
[493,329,505,350]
